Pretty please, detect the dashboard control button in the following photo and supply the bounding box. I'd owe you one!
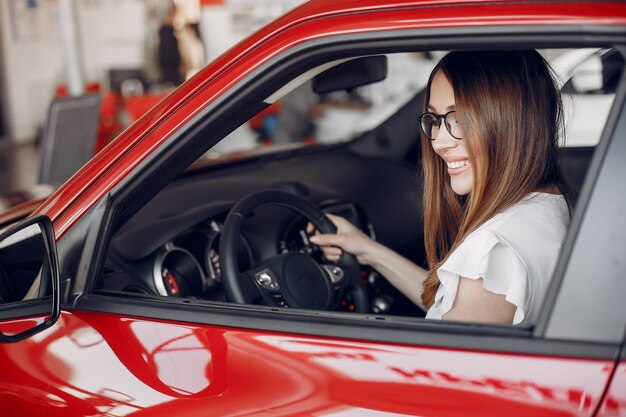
[255,268,280,290]
[268,291,289,307]
[322,264,344,283]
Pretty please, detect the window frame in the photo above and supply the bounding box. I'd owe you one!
[536,45,626,343]
[64,23,626,359]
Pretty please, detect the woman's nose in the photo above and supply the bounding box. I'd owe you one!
[431,127,459,152]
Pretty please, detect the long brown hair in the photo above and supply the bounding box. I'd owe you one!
[420,50,576,309]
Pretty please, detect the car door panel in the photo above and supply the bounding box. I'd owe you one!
[0,310,615,417]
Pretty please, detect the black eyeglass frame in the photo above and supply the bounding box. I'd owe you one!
[419,110,462,140]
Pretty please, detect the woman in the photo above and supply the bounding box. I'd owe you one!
[309,50,575,325]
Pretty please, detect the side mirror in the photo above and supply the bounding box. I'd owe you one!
[313,55,388,94]
[0,215,60,343]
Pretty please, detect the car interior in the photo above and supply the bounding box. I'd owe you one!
[94,47,622,320]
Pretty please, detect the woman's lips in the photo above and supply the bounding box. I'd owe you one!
[445,159,470,175]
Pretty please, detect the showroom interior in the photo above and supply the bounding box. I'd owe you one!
[0,0,303,208]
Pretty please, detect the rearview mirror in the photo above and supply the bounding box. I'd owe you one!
[571,54,604,93]
[0,215,60,343]
[313,55,388,94]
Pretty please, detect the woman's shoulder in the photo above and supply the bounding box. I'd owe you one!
[446,192,569,275]
[432,193,570,324]
[475,192,569,238]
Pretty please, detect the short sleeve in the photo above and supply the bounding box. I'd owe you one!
[427,231,531,324]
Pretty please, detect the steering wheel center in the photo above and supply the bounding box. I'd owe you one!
[282,252,334,310]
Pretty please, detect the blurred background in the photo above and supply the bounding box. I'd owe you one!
[0,0,304,203]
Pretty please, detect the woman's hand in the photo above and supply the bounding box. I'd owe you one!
[307,213,378,265]
[309,213,429,311]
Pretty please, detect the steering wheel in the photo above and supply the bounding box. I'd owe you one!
[220,189,370,313]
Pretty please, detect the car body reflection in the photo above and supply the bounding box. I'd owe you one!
[0,310,615,416]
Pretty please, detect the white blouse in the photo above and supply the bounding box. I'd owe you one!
[425,192,570,325]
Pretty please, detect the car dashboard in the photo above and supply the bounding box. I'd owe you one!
[100,145,426,317]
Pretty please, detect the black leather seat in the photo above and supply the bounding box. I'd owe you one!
[558,146,595,197]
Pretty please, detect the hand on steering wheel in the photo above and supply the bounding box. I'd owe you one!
[219,189,370,313]
[307,213,377,266]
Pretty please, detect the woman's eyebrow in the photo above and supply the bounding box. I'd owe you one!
[427,104,456,113]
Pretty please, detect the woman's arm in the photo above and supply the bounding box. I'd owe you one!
[309,215,517,322]
[442,277,516,324]
[309,214,429,311]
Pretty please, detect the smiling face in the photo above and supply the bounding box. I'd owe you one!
[428,70,473,196]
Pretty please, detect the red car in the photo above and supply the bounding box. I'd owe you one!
[1,1,625,416]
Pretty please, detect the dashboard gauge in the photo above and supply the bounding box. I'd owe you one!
[161,267,188,297]
[153,245,204,297]
[205,227,223,285]
[207,243,221,281]
[279,202,374,260]
[279,226,313,254]
[205,232,253,283]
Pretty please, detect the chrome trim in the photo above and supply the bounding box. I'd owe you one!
[321,264,344,284]
[152,245,205,296]
[254,268,280,290]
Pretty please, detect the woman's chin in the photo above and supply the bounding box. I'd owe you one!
[450,176,473,196]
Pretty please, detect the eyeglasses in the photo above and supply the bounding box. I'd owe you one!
[419,111,462,140]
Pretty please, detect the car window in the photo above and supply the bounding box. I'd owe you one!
[196,48,617,160]
[97,47,623,331]
[202,52,438,159]
[556,48,624,147]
